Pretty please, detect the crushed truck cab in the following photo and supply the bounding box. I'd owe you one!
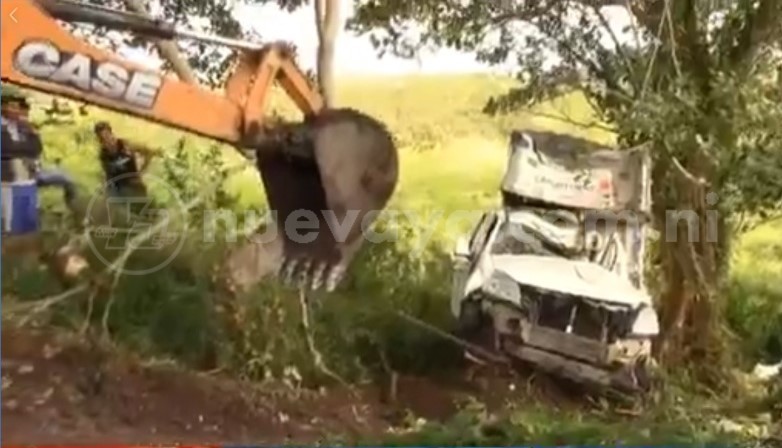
[451,130,658,392]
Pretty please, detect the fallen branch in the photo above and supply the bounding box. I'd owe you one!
[394,311,510,366]
[671,155,709,186]
[15,284,89,326]
[100,265,125,340]
[95,162,252,338]
[297,287,349,388]
[6,161,252,325]
[79,287,98,335]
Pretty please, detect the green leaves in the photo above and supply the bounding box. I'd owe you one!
[353,0,781,218]
[348,0,782,370]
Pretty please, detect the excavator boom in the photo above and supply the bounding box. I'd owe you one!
[2,0,320,143]
[1,0,399,292]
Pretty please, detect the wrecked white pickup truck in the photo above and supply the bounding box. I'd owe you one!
[451,130,659,392]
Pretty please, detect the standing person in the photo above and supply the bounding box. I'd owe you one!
[17,97,79,208]
[93,121,157,199]
[1,86,42,236]
[1,87,42,177]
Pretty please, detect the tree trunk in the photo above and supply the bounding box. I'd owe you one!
[122,0,197,84]
[652,145,732,384]
[314,0,340,107]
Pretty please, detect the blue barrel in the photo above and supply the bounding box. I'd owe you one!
[2,159,39,235]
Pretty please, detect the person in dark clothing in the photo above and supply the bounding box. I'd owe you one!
[2,87,44,235]
[1,87,43,181]
[2,85,78,207]
[94,121,157,199]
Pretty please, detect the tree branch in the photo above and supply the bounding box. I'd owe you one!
[730,0,782,69]
[584,3,640,91]
[122,0,197,84]
[489,7,635,103]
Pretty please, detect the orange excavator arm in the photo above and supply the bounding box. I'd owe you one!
[1,0,400,293]
[1,0,322,145]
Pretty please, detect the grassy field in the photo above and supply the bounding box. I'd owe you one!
[4,74,781,443]
[30,74,613,230]
[17,73,782,362]
[729,221,782,361]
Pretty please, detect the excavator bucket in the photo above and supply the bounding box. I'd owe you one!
[251,108,399,292]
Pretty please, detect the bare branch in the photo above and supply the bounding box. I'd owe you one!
[663,140,710,186]
[490,8,635,103]
[122,0,197,84]
[584,3,640,91]
[730,0,782,68]
[530,110,616,133]
[641,2,668,98]
[297,288,349,387]
[624,0,642,50]
[664,0,682,77]
[5,161,253,326]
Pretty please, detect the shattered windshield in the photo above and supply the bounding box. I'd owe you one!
[489,209,582,258]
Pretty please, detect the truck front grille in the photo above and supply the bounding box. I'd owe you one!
[521,285,633,343]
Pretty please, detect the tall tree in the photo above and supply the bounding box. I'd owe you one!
[314,0,341,106]
[349,0,782,380]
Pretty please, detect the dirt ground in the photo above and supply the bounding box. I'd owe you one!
[2,324,565,445]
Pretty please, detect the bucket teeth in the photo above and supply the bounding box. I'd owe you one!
[310,262,328,291]
[296,259,313,288]
[282,258,299,285]
[275,257,349,292]
[254,108,398,298]
[325,263,346,292]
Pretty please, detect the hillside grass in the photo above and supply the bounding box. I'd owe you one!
[729,221,782,362]
[28,74,613,234]
[12,72,782,369]
[3,74,781,443]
